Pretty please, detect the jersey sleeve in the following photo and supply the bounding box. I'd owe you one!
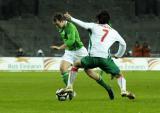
[71,17,94,30]
[65,27,76,47]
[114,33,126,57]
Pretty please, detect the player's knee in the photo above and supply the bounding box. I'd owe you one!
[73,60,81,67]
[60,66,68,74]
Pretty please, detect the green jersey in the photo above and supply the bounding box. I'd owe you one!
[58,22,83,50]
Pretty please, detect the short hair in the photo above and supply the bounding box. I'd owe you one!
[96,10,110,24]
[53,13,66,22]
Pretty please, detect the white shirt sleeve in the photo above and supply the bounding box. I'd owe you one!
[115,43,126,57]
[114,33,126,57]
[71,17,94,30]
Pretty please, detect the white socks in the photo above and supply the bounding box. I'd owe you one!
[117,76,126,93]
[67,67,78,88]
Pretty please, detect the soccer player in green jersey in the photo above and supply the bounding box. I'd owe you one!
[63,11,135,100]
[51,13,88,86]
[51,13,114,100]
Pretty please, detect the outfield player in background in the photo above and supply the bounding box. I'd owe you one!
[63,10,135,100]
[51,13,114,100]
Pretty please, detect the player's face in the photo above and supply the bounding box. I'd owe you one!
[54,20,65,28]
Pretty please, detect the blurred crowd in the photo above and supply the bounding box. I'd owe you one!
[126,41,151,57]
[16,48,45,57]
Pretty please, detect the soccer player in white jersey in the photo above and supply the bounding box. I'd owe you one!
[63,10,135,100]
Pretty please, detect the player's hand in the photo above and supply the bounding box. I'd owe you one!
[64,12,71,20]
[50,46,60,50]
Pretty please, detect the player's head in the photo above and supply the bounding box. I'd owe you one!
[53,13,66,28]
[96,10,110,24]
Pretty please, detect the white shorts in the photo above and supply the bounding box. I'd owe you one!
[62,46,88,64]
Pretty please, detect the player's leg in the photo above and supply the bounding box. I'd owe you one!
[60,60,72,86]
[66,60,82,90]
[67,66,78,89]
[100,57,135,99]
[62,56,114,100]
[59,61,77,101]
[67,47,88,89]
[115,73,126,95]
[60,50,77,100]
[59,60,81,100]
[85,69,114,100]
[81,56,114,100]
[60,50,74,86]
[64,66,78,100]
[115,73,135,99]
[60,60,80,100]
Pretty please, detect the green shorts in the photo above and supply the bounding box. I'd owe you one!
[81,56,120,76]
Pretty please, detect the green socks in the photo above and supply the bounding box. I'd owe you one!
[62,72,69,86]
[96,77,111,91]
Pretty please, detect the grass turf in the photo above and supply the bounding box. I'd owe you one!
[0,71,160,113]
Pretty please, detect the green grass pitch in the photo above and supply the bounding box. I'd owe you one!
[0,71,160,113]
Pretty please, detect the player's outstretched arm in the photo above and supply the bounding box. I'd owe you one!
[50,44,67,50]
[64,12,94,30]
[114,42,126,58]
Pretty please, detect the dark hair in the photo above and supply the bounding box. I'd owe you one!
[96,10,110,24]
[53,13,66,22]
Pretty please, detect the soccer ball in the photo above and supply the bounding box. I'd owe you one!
[56,88,68,101]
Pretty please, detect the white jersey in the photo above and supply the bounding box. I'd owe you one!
[71,17,126,58]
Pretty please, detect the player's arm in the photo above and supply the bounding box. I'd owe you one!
[64,27,76,48]
[114,43,126,58]
[50,29,75,50]
[64,12,94,30]
[50,44,67,50]
[114,34,126,58]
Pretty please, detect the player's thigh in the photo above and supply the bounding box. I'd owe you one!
[100,58,120,76]
[61,50,73,72]
[81,56,97,69]
[60,60,72,72]
[62,50,74,64]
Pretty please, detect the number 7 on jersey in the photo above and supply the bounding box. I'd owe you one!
[101,29,109,42]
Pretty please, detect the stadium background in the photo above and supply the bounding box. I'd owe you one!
[0,0,160,57]
[0,1,160,113]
